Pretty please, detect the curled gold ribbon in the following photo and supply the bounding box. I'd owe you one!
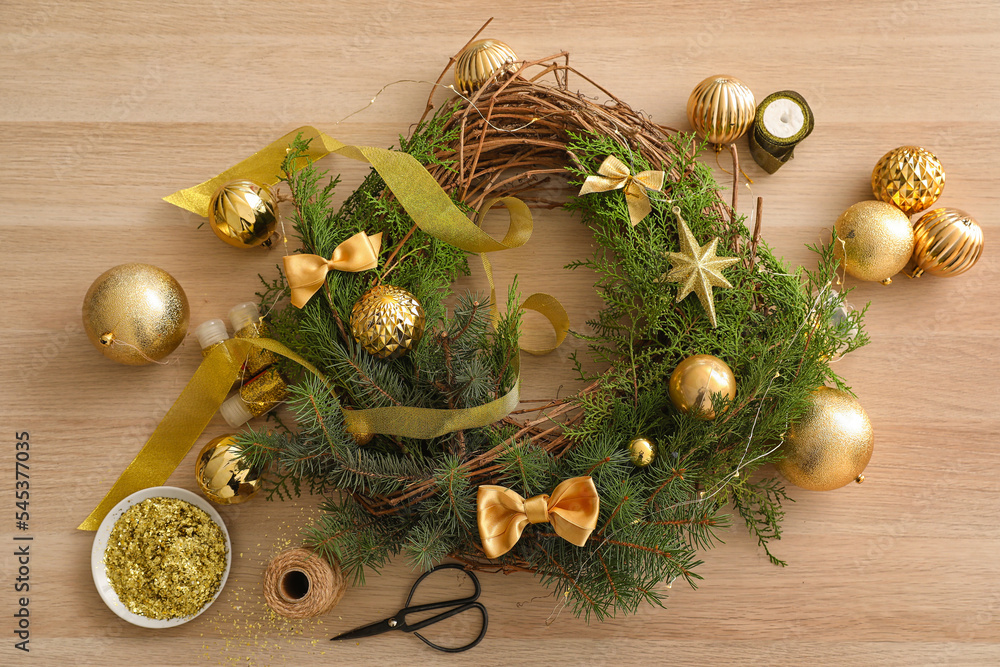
[77,338,323,531]
[284,231,383,308]
[477,476,600,559]
[578,155,665,227]
[475,198,569,356]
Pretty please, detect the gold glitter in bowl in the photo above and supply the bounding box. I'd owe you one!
[90,486,232,628]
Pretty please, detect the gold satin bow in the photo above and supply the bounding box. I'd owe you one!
[578,155,665,227]
[283,231,383,308]
[476,476,600,559]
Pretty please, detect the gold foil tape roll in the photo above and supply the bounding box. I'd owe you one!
[748,91,814,173]
[262,547,346,619]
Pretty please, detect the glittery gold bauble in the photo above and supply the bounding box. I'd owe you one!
[195,434,263,505]
[777,387,873,491]
[668,354,736,420]
[82,263,189,365]
[208,180,278,249]
[686,75,756,146]
[833,201,915,285]
[628,437,656,467]
[350,285,426,359]
[454,39,518,94]
[908,208,984,278]
[871,146,945,216]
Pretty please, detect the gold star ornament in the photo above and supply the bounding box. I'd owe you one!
[661,207,740,328]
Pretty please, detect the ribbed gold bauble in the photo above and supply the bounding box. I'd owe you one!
[195,434,263,505]
[908,208,984,278]
[833,201,915,285]
[871,146,945,216]
[82,263,189,365]
[350,284,426,359]
[777,387,873,491]
[208,180,279,249]
[668,354,736,420]
[627,437,656,467]
[454,39,518,94]
[686,75,755,146]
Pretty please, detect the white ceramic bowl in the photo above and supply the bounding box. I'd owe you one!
[90,486,232,628]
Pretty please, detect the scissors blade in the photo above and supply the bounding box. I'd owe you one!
[330,617,398,642]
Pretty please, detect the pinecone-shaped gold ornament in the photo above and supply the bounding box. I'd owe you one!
[871,146,945,216]
[350,285,426,359]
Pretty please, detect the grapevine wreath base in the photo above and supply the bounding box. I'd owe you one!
[238,36,864,619]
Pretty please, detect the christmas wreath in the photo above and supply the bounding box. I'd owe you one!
[231,41,865,620]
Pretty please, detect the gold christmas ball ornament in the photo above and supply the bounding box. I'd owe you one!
[82,263,189,365]
[208,180,279,249]
[908,208,984,278]
[627,437,657,467]
[668,354,736,420]
[833,201,915,285]
[871,146,945,216]
[454,39,518,94]
[686,75,756,146]
[195,434,263,505]
[350,284,426,359]
[777,387,874,491]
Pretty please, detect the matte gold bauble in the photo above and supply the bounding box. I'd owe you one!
[908,208,984,278]
[686,75,756,146]
[195,434,263,505]
[208,180,279,249]
[627,437,656,467]
[668,354,736,420]
[833,201,915,285]
[82,263,189,365]
[454,39,518,94]
[350,284,426,359]
[777,387,873,491]
[871,146,945,216]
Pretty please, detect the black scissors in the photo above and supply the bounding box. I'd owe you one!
[330,563,488,653]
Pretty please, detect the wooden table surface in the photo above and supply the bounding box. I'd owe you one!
[3,1,999,665]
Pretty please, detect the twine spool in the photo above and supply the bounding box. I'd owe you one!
[262,547,346,618]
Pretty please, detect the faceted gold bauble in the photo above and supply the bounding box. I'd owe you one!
[195,434,263,505]
[628,437,657,467]
[871,146,945,216]
[350,284,426,359]
[908,208,984,278]
[668,354,736,420]
[454,39,518,94]
[82,263,189,365]
[777,387,873,491]
[833,201,915,285]
[686,75,755,146]
[208,180,278,249]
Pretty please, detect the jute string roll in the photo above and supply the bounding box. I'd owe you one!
[262,547,346,618]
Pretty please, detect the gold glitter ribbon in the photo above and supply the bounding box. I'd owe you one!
[476,476,600,559]
[283,232,383,308]
[78,338,321,531]
[578,155,665,227]
[159,130,569,444]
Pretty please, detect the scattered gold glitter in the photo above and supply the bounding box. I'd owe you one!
[104,497,227,619]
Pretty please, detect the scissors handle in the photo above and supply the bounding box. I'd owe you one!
[396,563,488,652]
[410,602,488,653]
